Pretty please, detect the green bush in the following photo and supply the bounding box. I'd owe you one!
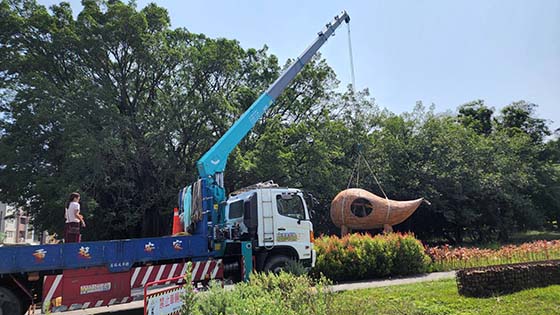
[182,272,333,315]
[283,259,309,276]
[313,233,430,281]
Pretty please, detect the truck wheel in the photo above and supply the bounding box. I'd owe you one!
[263,255,291,274]
[0,286,23,315]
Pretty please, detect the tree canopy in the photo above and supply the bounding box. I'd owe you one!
[0,0,558,243]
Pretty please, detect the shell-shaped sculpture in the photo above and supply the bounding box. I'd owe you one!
[330,188,423,234]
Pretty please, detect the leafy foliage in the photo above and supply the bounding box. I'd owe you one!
[313,233,431,281]
[0,0,558,243]
[0,0,337,238]
[351,101,558,243]
[458,100,494,135]
[182,272,333,315]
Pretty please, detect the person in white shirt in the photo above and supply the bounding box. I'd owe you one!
[64,192,85,243]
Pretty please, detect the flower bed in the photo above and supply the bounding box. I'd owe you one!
[426,240,560,272]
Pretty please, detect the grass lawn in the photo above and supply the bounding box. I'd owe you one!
[330,279,560,315]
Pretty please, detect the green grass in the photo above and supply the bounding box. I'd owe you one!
[330,279,560,315]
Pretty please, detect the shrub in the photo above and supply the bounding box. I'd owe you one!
[182,272,333,315]
[391,233,431,275]
[284,259,309,276]
[313,233,430,281]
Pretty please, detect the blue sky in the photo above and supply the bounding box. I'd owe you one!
[39,0,560,131]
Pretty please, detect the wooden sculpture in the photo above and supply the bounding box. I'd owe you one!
[330,188,424,235]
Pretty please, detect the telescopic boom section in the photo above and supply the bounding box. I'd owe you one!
[197,11,350,182]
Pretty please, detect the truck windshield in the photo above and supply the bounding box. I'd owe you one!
[276,195,305,220]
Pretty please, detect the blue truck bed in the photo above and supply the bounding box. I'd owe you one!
[0,234,211,274]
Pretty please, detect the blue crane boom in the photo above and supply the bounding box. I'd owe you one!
[196,10,350,203]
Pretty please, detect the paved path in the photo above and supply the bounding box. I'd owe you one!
[42,271,456,314]
[330,271,456,292]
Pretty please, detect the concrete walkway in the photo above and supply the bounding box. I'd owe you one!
[331,271,456,292]
[42,271,457,314]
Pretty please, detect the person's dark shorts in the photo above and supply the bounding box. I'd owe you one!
[64,222,80,243]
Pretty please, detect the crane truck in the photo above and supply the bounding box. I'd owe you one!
[0,10,351,314]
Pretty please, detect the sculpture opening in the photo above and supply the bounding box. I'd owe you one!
[350,198,373,217]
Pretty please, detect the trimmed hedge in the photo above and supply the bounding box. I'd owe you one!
[456,260,560,297]
[313,233,431,281]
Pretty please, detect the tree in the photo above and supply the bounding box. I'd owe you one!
[458,100,493,135]
[1,0,558,243]
[497,101,550,143]
[0,0,196,237]
[0,0,341,239]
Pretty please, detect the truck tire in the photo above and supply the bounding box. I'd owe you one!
[263,255,291,274]
[0,286,23,315]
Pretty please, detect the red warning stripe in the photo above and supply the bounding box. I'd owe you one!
[42,259,223,313]
[131,259,223,289]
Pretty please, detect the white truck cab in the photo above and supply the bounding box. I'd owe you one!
[218,181,315,273]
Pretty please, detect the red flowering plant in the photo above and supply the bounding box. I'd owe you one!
[426,240,560,272]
